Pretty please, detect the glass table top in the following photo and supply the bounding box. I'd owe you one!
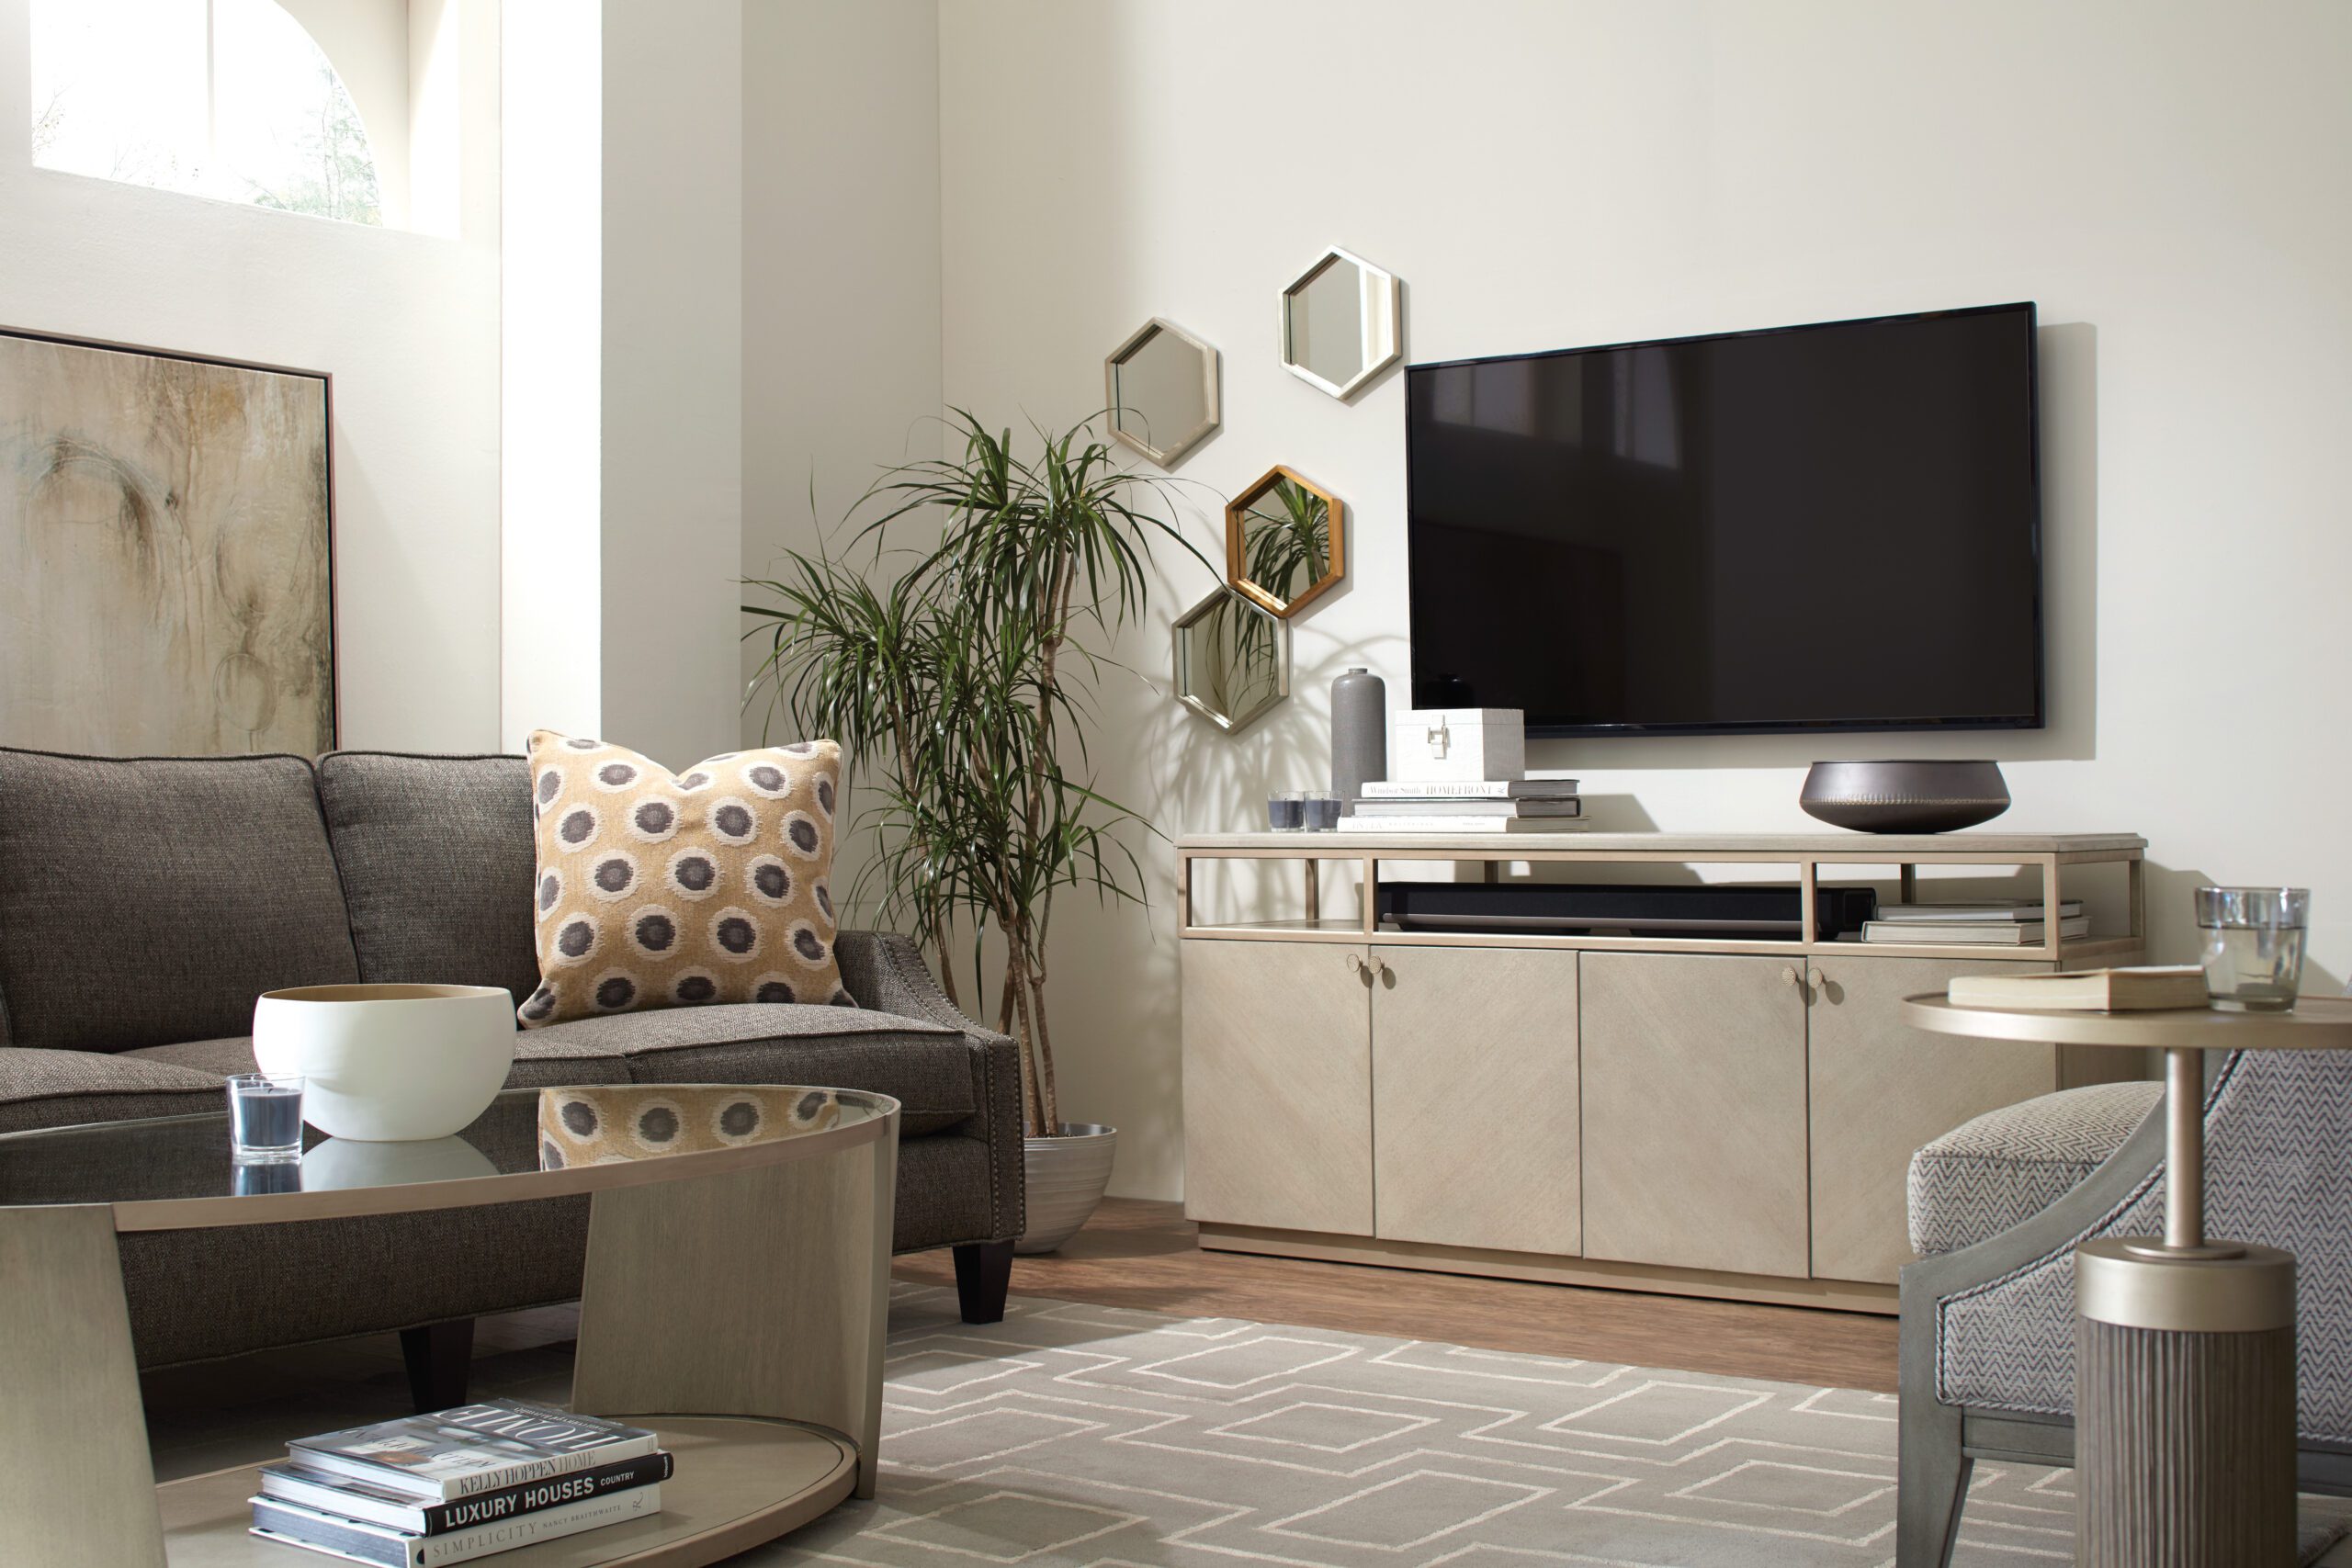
[0,1085,893,1224]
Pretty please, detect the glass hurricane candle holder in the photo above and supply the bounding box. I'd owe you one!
[2195,886,2310,1012]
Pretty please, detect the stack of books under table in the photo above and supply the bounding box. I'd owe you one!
[1337,777,1584,834]
[1860,899,2088,945]
[250,1399,670,1565]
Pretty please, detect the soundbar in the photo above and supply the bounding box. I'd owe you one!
[1375,882,1878,942]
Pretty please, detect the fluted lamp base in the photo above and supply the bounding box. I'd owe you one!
[2074,1238,2297,1567]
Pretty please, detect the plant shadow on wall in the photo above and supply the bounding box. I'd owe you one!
[742,412,1211,1141]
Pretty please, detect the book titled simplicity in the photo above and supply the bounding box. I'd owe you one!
[288,1401,660,1500]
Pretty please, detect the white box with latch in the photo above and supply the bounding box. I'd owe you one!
[1387,708,1525,784]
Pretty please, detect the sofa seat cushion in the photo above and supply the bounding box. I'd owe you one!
[0,749,359,1053]
[125,1035,258,1077]
[317,752,542,1006]
[0,1046,226,1134]
[526,1003,973,1134]
[132,1033,637,1092]
[1908,1080,2163,1258]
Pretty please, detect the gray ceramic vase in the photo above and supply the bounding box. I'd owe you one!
[1799,760,2011,834]
[1330,667,1386,806]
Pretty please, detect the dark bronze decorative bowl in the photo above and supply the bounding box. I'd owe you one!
[1799,761,2010,834]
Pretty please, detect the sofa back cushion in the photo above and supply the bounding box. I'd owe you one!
[316,752,542,1005]
[0,748,360,1053]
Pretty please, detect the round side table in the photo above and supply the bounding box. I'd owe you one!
[1901,994,2352,1566]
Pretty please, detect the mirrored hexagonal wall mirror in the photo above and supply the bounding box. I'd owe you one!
[1279,246,1401,400]
[1227,465,1342,618]
[1105,317,1220,468]
[1172,587,1287,733]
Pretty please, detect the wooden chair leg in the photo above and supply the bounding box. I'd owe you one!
[952,1240,1013,1325]
[1897,1359,1973,1565]
[399,1317,475,1413]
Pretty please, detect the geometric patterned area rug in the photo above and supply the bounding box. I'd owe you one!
[752,1286,2350,1567]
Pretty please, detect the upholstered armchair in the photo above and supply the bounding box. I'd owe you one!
[1897,1045,2352,1565]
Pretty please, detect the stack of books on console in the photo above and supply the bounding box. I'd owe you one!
[1860,899,2088,945]
[250,1399,669,1565]
[1338,777,1584,834]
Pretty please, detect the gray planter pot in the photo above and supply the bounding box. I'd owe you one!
[1015,1122,1117,1254]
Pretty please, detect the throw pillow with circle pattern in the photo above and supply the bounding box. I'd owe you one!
[519,730,852,1027]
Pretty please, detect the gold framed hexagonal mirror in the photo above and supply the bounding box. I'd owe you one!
[1227,465,1342,618]
[1105,317,1220,468]
[1279,247,1401,400]
[1173,587,1287,733]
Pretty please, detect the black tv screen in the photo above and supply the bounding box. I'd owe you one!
[1405,303,2042,737]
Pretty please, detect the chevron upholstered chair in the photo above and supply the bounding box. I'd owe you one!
[1895,1043,2352,1564]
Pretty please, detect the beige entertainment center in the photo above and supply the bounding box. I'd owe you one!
[1177,830,2148,1313]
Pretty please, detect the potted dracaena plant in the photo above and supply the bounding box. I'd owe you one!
[743,412,1206,1252]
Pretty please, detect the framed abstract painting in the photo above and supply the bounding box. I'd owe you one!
[0,327,335,755]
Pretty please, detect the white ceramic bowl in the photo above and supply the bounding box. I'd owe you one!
[253,984,517,1142]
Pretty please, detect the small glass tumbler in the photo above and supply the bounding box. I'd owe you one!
[226,1072,306,1163]
[1266,792,1306,831]
[1301,794,1343,831]
[2195,886,2310,1012]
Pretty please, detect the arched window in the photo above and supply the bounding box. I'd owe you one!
[30,0,384,226]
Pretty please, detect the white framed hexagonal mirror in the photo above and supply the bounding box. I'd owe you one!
[1173,587,1287,734]
[1105,317,1220,468]
[1279,247,1401,400]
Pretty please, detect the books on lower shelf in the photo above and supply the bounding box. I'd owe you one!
[1862,915,2090,945]
[1861,898,2089,944]
[1947,965,2211,1012]
[254,1400,667,1564]
[1873,900,2084,923]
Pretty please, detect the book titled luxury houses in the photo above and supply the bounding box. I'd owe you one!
[288,1401,661,1500]
[258,1452,674,1536]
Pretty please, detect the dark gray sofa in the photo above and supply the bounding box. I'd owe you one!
[0,746,1023,1398]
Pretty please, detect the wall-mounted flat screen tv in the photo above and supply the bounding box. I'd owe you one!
[1405,302,2042,737]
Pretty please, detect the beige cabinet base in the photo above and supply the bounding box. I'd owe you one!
[1580,953,1812,1278]
[1182,937,1374,1235]
[1372,945,1580,1256]
[1807,956,2059,1285]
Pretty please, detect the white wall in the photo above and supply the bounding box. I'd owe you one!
[936,0,2352,1200]
[597,0,744,772]
[740,0,944,757]
[499,0,599,748]
[0,0,503,752]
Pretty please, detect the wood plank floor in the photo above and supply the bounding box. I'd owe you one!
[893,1196,1900,1393]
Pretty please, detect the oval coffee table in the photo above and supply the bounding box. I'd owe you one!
[0,1083,899,1567]
[1901,995,2352,1566]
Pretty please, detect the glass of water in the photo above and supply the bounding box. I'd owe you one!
[2195,886,2310,1012]
[226,1072,306,1162]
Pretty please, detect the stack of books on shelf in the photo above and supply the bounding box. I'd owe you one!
[1860,899,2088,945]
[250,1399,669,1565]
[1338,777,1584,834]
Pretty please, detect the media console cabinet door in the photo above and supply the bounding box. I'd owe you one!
[1807,956,2058,1285]
[1372,945,1579,1255]
[1581,953,1809,1278]
[1181,939,1374,1235]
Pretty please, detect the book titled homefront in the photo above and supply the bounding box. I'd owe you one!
[288,1400,661,1500]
